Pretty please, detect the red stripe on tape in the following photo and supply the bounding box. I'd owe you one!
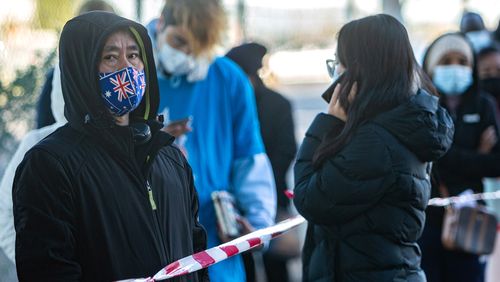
[192,251,215,267]
[220,245,239,257]
[284,190,294,199]
[165,260,180,274]
[247,238,262,248]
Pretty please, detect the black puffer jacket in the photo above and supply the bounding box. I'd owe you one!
[13,12,207,281]
[294,90,454,282]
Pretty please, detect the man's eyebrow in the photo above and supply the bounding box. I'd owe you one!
[127,44,139,51]
[103,45,120,53]
[102,44,139,52]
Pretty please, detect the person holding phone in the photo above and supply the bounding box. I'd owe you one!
[293,14,454,281]
[147,1,276,281]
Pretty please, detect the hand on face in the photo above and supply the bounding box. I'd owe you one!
[327,82,357,121]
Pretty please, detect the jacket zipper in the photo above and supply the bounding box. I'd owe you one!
[146,180,169,263]
[146,180,157,210]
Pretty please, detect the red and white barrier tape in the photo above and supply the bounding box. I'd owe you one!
[118,215,306,282]
[119,190,500,281]
[427,190,500,207]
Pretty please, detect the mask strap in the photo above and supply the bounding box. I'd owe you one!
[129,26,151,121]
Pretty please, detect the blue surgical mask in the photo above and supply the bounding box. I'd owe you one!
[99,66,146,116]
[465,30,492,52]
[432,65,473,96]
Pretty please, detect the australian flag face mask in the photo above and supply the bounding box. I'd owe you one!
[99,66,146,116]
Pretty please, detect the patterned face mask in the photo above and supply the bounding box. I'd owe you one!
[99,66,146,116]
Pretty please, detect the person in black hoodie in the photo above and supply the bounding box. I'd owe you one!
[293,14,454,281]
[419,33,500,282]
[13,11,207,281]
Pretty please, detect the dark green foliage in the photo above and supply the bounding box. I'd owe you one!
[0,51,56,174]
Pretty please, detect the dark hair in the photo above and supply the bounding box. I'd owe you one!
[460,12,485,33]
[313,14,436,165]
[478,45,500,60]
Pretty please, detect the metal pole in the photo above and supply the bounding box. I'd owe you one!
[237,0,246,42]
[136,0,142,22]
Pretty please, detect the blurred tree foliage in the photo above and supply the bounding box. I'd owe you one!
[0,51,56,174]
[35,0,82,30]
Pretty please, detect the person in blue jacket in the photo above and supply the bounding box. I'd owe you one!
[147,0,276,281]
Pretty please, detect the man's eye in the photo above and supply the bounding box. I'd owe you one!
[104,55,117,61]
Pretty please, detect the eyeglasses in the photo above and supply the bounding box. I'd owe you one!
[326,57,339,78]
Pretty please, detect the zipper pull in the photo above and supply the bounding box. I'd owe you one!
[146,180,157,210]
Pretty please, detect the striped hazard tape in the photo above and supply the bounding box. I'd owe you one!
[120,189,500,281]
[118,215,306,281]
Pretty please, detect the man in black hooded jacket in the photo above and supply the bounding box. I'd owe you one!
[13,12,207,281]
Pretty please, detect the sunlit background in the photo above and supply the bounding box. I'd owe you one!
[2,0,500,210]
[1,0,499,204]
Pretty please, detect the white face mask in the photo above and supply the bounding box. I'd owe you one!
[432,65,473,96]
[157,42,195,76]
[157,41,211,82]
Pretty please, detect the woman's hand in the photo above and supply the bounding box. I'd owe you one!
[327,82,357,121]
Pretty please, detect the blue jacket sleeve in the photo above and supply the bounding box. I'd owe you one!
[231,153,276,230]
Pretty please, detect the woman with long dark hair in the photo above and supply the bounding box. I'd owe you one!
[293,14,454,281]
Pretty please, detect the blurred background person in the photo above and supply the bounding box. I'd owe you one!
[420,32,500,282]
[294,14,454,282]
[477,45,500,282]
[226,42,298,282]
[147,1,276,281]
[35,0,115,129]
[478,45,500,115]
[460,11,493,53]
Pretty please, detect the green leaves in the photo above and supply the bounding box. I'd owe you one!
[0,50,55,173]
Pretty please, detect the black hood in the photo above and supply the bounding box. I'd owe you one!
[59,11,159,129]
[373,90,454,162]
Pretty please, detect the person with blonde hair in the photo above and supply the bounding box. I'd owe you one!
[147,0,276,281]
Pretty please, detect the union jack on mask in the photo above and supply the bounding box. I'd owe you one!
[99,66,146,116]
